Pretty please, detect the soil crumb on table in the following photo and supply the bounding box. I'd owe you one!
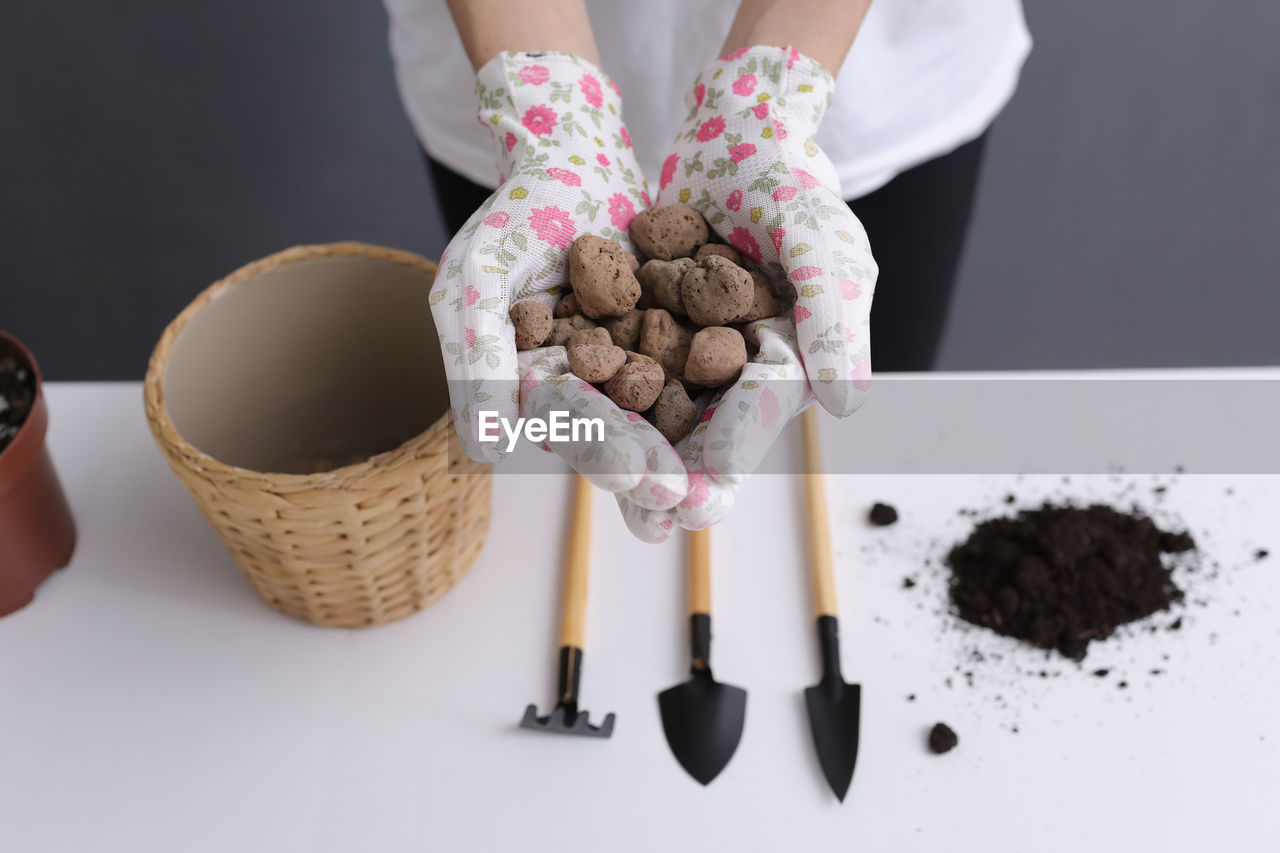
[947,504,1193,660]
[928,722,958,754]
[868,502,899,527]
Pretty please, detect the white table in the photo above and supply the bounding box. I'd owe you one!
[3,377,1279,851]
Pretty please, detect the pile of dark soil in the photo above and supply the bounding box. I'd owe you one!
[0,347,36,455]
[947,504,1193,660]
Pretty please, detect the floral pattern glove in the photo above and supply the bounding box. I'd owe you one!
[617,317,816,540]
[617,46,879,541]
[431,51,687,511]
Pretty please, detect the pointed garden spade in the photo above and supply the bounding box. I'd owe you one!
[520,475,615,738]
[657,527,747,785]
[799,407,861,802]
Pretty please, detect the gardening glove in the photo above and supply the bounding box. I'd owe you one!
[616,316,816,541]
[618,45,878,541]
[430,51,687,511]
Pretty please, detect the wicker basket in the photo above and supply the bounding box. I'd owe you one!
[143,242,491,628]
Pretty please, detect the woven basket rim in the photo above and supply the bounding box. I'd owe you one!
[143,241,447,484]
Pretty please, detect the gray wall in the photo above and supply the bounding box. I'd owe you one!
[2,2,1277,379]
[941,2,1280,369]
[1,1,441,380]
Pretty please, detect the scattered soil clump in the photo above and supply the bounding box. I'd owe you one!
[928,723,958,754]
[868,502,899,527]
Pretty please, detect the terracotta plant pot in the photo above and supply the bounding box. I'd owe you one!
[0,331,76,617]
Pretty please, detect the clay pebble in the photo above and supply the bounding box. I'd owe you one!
[684,326,747,387]
[682,255,754,326]
[629,204,709,261]
[637,258,694,317]
[638,308,695,385]
[569,344,627,383]
[554,292,580,318]
[509,300,553,350]
[601,308,644,351]
[545,315,597,349]
[604,351,664,412]
[695,243,742,266]
[569,234,641,319]
[736,271,789,323]
[567,326,612,351]
[648,381,699,444]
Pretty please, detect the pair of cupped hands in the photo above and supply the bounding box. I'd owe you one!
[431,45,877,542]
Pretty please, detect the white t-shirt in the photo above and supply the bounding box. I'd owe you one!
[385,0,1031,200]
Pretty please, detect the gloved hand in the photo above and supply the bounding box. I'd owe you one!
[431,51,687,510]
[618,46,878,541]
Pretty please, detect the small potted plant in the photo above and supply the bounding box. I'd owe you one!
[0,331,76,616]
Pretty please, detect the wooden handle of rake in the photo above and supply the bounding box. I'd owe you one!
[688,527,712,616]
[801,406,838,619]
[560,474,593,649]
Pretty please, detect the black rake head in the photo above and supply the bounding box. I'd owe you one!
[519,702,616,738]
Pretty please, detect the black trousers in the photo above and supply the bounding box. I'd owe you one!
[424,134,986,371]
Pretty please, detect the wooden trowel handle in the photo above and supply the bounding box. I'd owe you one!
[688,527,712,616]
[801,407,838,619]
[561,474,593,649]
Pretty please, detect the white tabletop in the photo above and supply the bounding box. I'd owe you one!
[3,377,1279,851]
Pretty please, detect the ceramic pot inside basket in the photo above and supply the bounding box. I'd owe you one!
[144,243,491,628]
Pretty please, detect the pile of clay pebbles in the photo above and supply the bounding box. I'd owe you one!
[507,204,793,443]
